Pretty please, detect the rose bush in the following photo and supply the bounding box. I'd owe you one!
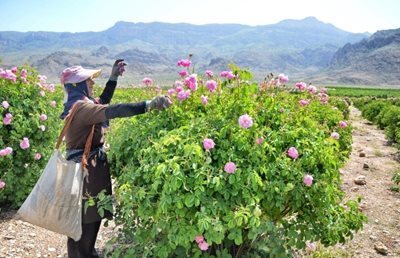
[106,65,365,257]
[0,65,63,209]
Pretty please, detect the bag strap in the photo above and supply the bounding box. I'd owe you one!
[55,102,95,171]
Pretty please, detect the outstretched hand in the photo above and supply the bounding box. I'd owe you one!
[148,95,173,111]
[110,59,127,81]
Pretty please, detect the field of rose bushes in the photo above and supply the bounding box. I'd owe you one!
[1,62,366,257]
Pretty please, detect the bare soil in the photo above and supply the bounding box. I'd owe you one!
[1,106,399,258]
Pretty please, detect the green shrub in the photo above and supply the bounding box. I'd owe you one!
[0,65,63,208]
[107,67,365,257]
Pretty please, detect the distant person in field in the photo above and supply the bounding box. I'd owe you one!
[60,59,172,258]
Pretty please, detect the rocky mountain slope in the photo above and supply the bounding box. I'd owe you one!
[309,28,400,86]
[3,17,398,86]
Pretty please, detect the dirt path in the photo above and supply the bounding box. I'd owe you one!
[328,106,400,257]
[1,106,400,258]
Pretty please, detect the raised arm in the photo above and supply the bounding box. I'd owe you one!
[98,59,127,104]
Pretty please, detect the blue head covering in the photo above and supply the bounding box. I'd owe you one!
[60,81,97,119]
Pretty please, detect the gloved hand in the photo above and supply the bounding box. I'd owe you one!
[109,59,127,81]
[146,95,173,111]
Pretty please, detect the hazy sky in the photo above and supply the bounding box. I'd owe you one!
[1,0,399,33]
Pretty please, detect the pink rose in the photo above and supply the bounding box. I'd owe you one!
[238,114,253,129]
[0,180,5,189]
[0,149,7,156]
[177,59,191,68]
[178,70,188,77]
[201,95,208,105]
[198,241,209,251]
[295,82,307,92]
[195,235,204,244]
[3,113,12,125]
[167,88,176,95]
[299,99,309,106]
[39,125,46,131]
[2,101,9,109]
[50,100,57,107]
[307,85,317,94]
[278,74,289,84]
[39,90,45,97]
[142,77,153,86]
[39,114,48,121]
[203,138,215,150]
[287,147,299,159]
[20,69,28,78]
[205,70,213,78]
[224,162,236,174]
[303,174,313,186]
[4,147,12,155]
[20,137,30,150]
[175,86,183,93]
[339,121,348,128]
[177,90,191,101]
[206,80,217,92]
[330,132,340,139]
[256,137,264,145]
[34,153,42,160]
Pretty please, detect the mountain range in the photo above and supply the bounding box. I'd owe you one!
[0,17,399,86]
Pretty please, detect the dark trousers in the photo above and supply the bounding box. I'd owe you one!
[67,221,101,258]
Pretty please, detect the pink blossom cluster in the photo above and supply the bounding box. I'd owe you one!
[177,90,191,101]
[206,80,217,92]
[167,88,176,95]
[319,87,328,94]
[178,70,188,77]
[205,70,213,78]
[295,82,307,92]
[175,81,183,88]
[142,77,153,86]
[319,93,329,105]
[0,68,17,83]
[0,147,13,156]
[184,74,198,91]
[307,85,317,94]
[195,235,209,251]
[177,59,191,68]
[278,73,289,84]
[220,71,236,79]
[299,99,310,106]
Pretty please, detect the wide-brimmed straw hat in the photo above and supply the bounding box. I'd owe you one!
[60,65,101,84]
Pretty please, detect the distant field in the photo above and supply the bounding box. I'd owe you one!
[326,86,400,97]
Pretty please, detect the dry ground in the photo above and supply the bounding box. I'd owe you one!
[1,106,399,258]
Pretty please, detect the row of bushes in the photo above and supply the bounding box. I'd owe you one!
[353,97,400,145]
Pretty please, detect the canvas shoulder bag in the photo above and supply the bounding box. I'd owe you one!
[16,103,95,241]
